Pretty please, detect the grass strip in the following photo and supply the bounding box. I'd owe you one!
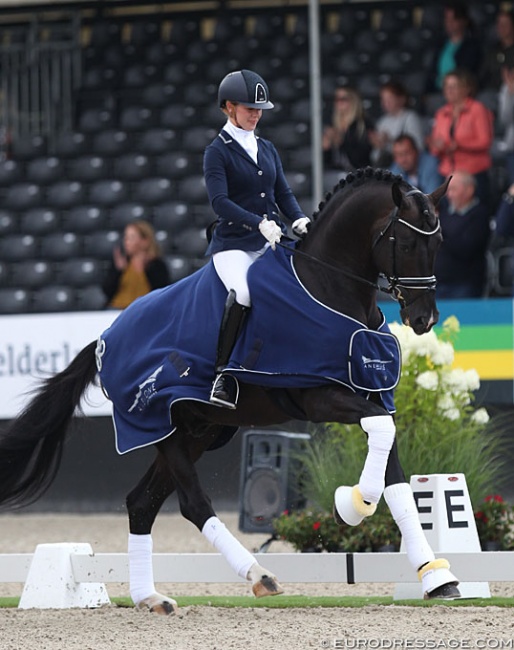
[3,595,514,609]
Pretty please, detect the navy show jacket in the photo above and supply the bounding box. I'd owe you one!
[203,129,305,255]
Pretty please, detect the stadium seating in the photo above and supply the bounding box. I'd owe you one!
[0,288,31,313]
[32,285,77,312]
[0,234,38,261]
[0,1,503,313]
[20,208,60,235]
[11,260,55,288]
[0,159,23,186]
[0,209,16,236]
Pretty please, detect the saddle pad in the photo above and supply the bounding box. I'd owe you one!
[348,329,401,392]
[98,244,400,455]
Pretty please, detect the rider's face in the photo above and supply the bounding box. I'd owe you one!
[227,102,262,131]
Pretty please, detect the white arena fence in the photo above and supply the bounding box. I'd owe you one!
[1,549,514,585]
[0,469,510,608]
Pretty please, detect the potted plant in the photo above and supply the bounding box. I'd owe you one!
[474,495,514,550]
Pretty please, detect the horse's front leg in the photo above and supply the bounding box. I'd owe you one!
[159,431,284,599]
[383,442,460,600]
[302,387,395,526]
[334,413,397,526]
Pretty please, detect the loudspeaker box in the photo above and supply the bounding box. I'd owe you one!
[238,429,310,534]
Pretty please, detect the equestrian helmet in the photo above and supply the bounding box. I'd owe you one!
[218,69,274,109]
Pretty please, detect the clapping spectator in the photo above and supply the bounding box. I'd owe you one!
[427,69,494,206]
[322,86,373,191]
[435,171,491,299]
[389,135,442,194]
[479,9,514,92]
[102,220,170,309]
[369,80,425,168]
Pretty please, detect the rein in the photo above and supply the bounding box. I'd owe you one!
[276,240,382,291]
[282,188,441,305]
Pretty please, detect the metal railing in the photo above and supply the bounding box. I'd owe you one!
[0,14,82,150]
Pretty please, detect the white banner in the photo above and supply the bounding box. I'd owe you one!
[0,311,120,419]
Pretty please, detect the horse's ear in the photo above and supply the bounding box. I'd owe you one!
[429,176,452,208]
[391,182,403,208]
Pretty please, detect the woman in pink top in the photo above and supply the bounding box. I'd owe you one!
[428,68,493,205]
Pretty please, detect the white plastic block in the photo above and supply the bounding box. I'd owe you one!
[18,543,111,609]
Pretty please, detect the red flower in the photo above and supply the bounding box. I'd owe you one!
[313,521,321,531]
[485,495,504,504]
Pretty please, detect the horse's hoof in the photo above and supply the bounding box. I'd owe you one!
[136,593,179,615]
[252,574,284,598]
[334,485,376,526]
[425,582,461,600]
[419,559,460,600]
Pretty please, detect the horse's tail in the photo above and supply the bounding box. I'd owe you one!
[0,340,99,510]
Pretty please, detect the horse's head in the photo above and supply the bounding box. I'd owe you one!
[373,177,449,335]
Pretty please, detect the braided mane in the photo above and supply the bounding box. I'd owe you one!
[311,167,408,224]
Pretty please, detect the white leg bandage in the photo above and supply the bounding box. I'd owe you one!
[359,415,396,504]
[128,533,155,604]
[202,516,256,580]
[384,482,435,570]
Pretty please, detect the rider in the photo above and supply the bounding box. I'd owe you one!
[204,69,311,409]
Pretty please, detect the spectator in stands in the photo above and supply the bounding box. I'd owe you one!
[102,220,170,309]
[428,1,482,93]
[369,80,425,168]
[389,134,442,194]
[497,52,514,184]
[204,69,309,409]
[427,69,493,206]
[479,9,514,92]
[435,171,491,299]
[493,182,514,243]
[490,183,514,296]
[322,86,373,191]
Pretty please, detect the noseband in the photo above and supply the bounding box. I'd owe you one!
[373,189,440,307]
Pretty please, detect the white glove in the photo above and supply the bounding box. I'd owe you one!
[292,216,311,237]
[258,218,282,250]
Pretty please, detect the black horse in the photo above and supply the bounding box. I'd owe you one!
[0,168,459,613]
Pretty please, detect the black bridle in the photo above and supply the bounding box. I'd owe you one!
[372,189,441,307]
[282,188,441,307]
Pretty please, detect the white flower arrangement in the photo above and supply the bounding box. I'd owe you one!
[390,316,488,422]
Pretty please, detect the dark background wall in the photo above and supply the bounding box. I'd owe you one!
[3,416,245,513]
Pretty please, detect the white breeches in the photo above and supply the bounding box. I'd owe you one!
[213,247,267,307]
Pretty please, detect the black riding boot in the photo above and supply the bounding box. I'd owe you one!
[210,290,249,409]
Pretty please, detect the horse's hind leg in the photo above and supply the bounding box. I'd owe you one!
[159,431,284,598]
[383,440,460,600]
[126,454,179,614]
